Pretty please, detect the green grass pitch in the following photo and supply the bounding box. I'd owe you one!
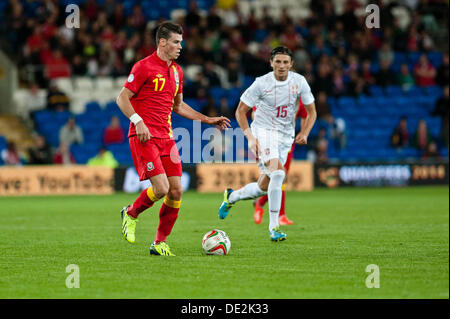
[0,186,448,299]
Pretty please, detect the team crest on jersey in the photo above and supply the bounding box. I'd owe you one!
[290,85,299,95]
[265,148,270,155]
[146,162,154,171]
[127,74,134,82]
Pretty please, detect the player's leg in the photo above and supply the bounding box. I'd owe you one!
[122,137,167,243]
[150,141,182,256]
[219,174,268,219]
[150,176,181,256]
[279,144,294,225]
[265,158,287,241]
[253,175,270,223]
[254,144,294,225]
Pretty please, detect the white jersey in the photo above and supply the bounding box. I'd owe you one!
[240,71,314,138]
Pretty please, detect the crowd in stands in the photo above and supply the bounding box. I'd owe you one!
[0,0,448,165]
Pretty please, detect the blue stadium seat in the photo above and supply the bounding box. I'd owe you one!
[385,85,404,97]
[0,135,7,150]
[209,86,227,106]
[424,85,443,97]
[428,52,443,68]
[85,101,102,113]
[369,85,384,96]
[227,88,242,107]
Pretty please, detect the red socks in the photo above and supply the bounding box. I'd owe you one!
[127,187,159,219]
[126,187,181,243]
[155,197,181,243]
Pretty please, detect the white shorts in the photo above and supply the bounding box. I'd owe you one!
[251,126,294,175]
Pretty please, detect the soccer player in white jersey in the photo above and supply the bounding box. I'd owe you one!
[218,46,317,241]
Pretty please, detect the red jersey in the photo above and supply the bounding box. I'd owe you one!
[124,52,183,139]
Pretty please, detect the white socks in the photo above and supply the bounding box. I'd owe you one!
[268,170,285,232]
[229,182,266,204]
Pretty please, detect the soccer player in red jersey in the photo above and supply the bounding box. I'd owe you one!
[253,100,308,225]
[116,22,230,256]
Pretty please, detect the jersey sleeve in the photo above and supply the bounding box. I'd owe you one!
[298,76,315,106]
[123,61,148,94]
[240,78,262,107]
[297,100,307,119]
[176,65,183,95]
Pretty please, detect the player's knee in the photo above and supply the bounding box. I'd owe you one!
[153,184,169,199]
[258,181,268,192]
[167,187,183,201]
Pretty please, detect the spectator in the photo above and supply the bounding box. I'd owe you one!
[28,135,52,165]
[396,64,415,89]
[330,117,347,150]
[87,147,119,168]
[19,83,46,120]
[436,52,449,86]
[218,97,234,119]
[315,91,332,121]
[309,128,329,164]
[331,68,346,97]
[412,119,432,151]
[378,42,394,66]
[44,49,71,79]
[376,60,396,87]
[1,141,23,166]
[53,143,76,165]
[421,141,442,160]
[203,61,222,87]
[59,117,83,146]
[391,117,410,148]
[360,59,375,86]
[414,54,436,87]
[47,82,70,112]
[433,85,449,147]
[347,71,369,96]
[103,116,125,145]
[202,97,219,117]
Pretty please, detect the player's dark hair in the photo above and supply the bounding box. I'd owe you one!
[270,46,293,60]
[156,22,183,45]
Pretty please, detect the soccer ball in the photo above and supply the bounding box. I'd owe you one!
[202,229,231,255]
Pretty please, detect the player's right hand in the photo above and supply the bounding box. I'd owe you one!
[135,121,151,143]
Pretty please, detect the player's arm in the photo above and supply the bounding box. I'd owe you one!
[172,93,231,130]
[236,101,260,156]
[295,102,317,145]
[116,87,151,143]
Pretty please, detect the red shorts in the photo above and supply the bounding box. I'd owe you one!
[284,143,295,172]
[129,136,182,181]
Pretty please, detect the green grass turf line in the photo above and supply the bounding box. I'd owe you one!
[0,186,448,298]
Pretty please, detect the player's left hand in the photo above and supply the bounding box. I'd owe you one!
[206,116,231,131]
[295,133,308,145]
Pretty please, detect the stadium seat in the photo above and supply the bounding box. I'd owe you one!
[74,77,94,91]
[96,77,114,90]
[54,78,73,94]
[428,52,443,68]
[369,86,384,96]
[0,135,7,150]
